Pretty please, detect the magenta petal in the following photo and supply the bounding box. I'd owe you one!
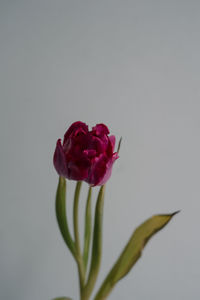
[53,139,69,177]
[68,158,90,181]
[97,153,118,186]
[87,154,108,186]
[92,123,109,136]
[89,135,108,154]
[63,121,88,144]
[109,135,116,151]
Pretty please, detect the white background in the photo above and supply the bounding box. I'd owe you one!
[1,1,200,299]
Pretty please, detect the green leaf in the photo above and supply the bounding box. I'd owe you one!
[117,137,122,153]
[94,211,179,300]
[53,297,72,300]
[83,186,92,271]
[82,185,105,300]
[55,176,76,257]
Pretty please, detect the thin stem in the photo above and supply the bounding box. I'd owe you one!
[73,181,82,256]
[73,181,85,294]
[82,185,105,300]
[55,176,76,258]
[83,186,92,272]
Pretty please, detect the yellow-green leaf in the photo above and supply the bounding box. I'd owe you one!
[53,297,72,300]
[94,211,179,300]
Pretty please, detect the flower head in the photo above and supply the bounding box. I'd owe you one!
[53,121,118,186]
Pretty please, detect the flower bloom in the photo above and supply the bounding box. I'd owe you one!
[53,121,119,186]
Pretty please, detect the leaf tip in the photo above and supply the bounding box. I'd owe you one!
[171,210,181,217]
[117,137,122,153]
[158,210,181,218]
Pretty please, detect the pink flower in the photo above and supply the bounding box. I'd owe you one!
[53,121,119,186]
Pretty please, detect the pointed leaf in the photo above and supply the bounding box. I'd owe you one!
[53,297,72,300]
[117,137,122,153]
[94,211,179,300]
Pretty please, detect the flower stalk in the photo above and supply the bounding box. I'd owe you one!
[55,177,76,258]
[83,186,92,272]
[82,185,105,300]
[73,181,85,293]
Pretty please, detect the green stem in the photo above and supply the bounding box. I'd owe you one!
[82,185,105,300]
[83,186,92,272]
[55,176,76,258]
[73,181,85,294]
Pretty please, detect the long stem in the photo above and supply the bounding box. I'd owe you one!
[82,185,105,300]
[55,176,76,258]
[83,186,92,272]
[73,181,85,295]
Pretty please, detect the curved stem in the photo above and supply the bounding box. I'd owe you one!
[55,176,76,258]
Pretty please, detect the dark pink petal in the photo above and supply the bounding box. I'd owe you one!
[97,153,119,186]
[108,135,116,151]
[53,139,69,177]
[68,158,90,181]
[87,154,108,186]
[89,135,108,155]
[91,123,109,137]
[107,135,116,157]
[65,135,89,160]
[63,121,88,144]
[73,133,91,151]
[83,149,97,158]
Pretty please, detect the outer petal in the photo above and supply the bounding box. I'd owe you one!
[53,139,69,178]
[87,154,107,186]
[107,135,116,157]
[97,153,119,186]
[108,135,116,151]
[63,121,88,144]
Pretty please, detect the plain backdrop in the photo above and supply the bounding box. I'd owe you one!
[0,1,200,299]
